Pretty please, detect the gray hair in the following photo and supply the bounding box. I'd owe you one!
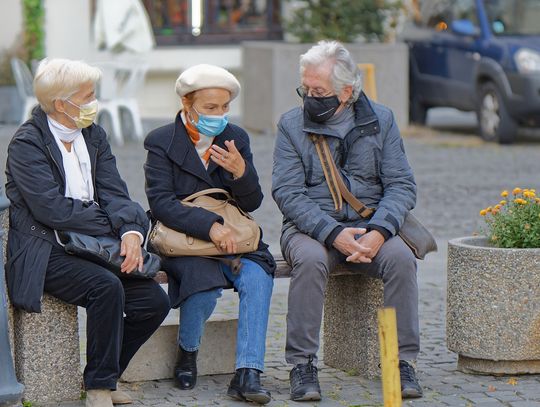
[299,40,363,104]
[34,58,101,113]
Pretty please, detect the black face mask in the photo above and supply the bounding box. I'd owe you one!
[303,95,341,123]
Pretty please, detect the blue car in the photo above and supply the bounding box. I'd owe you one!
[403,0,540,143]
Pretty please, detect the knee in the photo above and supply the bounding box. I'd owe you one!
[381,242,417,282]
[239,262,273,291]
[290,247,331,280]
[92,273,124,299]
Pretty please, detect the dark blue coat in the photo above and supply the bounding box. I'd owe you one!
[5,106,149,312]
[144,112,275,308]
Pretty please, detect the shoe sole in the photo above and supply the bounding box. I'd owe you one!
[291,391,322,401]
[227,388,271,405]
[402,389,423,399]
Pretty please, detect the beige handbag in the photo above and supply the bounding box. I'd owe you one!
[149,188,261,257]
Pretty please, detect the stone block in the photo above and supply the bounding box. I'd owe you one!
[13,294,82,404]
[121,308,237,382]
[323,273,384,379]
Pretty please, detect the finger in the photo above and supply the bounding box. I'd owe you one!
[231,238,237,254]
[210,144,228,156]
[351,228,367,237]
[120,240,127,256]
[209,154,227,168]
[226,239,234,254]
[224,139,239,154]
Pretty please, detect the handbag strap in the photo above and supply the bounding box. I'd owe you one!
[309,134,374,219]
[182,188,232,203]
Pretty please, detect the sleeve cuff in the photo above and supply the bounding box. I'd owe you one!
[121,231,144,245]
[324,225,345,248]
[367,225,392,241]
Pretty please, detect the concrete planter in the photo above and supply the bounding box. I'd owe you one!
[241,41,408,134]
[447,236,540,374]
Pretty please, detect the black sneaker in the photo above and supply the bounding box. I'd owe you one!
[289,355,322,401]
[399,360,423,398]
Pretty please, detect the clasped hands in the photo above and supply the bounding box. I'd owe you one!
[332,227,385,263]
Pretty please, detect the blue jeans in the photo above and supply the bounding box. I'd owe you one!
[178,258,273,371]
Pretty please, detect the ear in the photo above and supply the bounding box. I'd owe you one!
[181,96,192,109]
[339,85,353,104]
[54,99,66,113]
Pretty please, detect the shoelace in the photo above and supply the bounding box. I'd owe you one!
[297,355,318,384]
[399,361,417,383]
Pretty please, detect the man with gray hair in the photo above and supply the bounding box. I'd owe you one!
[272,40,422,401]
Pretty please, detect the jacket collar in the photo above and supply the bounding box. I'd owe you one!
[165,111,224,186]
[31,106,99,198]
[303,91,380,137]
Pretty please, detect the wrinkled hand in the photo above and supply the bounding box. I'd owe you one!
[209,222,237,254]
[332,227,370,262]
[120,234,143,273]
[346,230,385,263]
[209,140,246,179]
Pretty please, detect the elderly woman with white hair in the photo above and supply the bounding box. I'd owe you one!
[5,58,170,407]
[144,64,275,404]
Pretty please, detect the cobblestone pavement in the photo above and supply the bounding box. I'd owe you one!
[2,119,540,406]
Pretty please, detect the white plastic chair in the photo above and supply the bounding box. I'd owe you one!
[116,64,147,141]
[94,62,147,145]
[95,62,124,145]
[11,58,38,124]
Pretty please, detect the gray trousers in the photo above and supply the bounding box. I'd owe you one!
[282,231,419,366]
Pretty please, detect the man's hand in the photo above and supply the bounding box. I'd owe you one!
[346,230,385,263]
[332,227,371,262]
[120,234,143,274]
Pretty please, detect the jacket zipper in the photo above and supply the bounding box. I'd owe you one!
[46,145,65,182]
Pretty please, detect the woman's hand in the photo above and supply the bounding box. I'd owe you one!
[120,234,143,273]
[209,222,237,254]
[209,140,246,179]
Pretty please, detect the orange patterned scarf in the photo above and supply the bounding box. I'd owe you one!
[184,111,212,163]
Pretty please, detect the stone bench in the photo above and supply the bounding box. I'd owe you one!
[153,255,385,378]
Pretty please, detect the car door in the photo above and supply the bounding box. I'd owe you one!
[443,0,484,110]
[407,0,454,107]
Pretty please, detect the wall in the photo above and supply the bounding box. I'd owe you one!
[0,0,23,52]
[242,41,409,133]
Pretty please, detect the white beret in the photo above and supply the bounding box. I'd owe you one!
[175,64,241,100]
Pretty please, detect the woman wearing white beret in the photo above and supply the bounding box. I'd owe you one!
[144,64,275,404]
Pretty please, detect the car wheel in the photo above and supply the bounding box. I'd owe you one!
[409,95,427,125]
[477,82,517,144]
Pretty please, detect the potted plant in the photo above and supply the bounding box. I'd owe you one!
[447,188,540,374]
[241,0,409,133]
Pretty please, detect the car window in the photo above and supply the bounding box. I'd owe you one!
[452,0,479,26]
[484,0,540,35]
[415,0,478,32]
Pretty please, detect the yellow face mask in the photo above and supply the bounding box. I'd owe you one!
[65,99,98,128]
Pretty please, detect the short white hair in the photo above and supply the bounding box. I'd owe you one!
[34,58,102,113]
[300,40,363,104]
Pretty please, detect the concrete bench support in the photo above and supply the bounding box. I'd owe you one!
[122,307,237,382]
[2,211,82,405]
[275,259,384,379]
[12,296,81,405]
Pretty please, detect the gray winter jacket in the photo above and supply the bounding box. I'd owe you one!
[272,93,416,247]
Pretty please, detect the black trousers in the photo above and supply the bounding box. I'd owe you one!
[44,246,170,390]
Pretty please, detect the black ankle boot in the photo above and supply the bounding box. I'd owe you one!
[227,368,271,404]
[174,347,198,390]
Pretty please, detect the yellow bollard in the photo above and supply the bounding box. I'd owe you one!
[378,307,402,407]
[358,63,378,101]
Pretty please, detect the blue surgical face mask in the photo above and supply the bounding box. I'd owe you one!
[191,107,228,137]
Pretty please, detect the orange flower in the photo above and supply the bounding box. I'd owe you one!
[480,209,487,216]
[513,188,522,195]
[501,190,509,197]
[500,200,507,205]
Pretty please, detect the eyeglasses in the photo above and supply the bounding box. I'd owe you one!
[296,86,335,99]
